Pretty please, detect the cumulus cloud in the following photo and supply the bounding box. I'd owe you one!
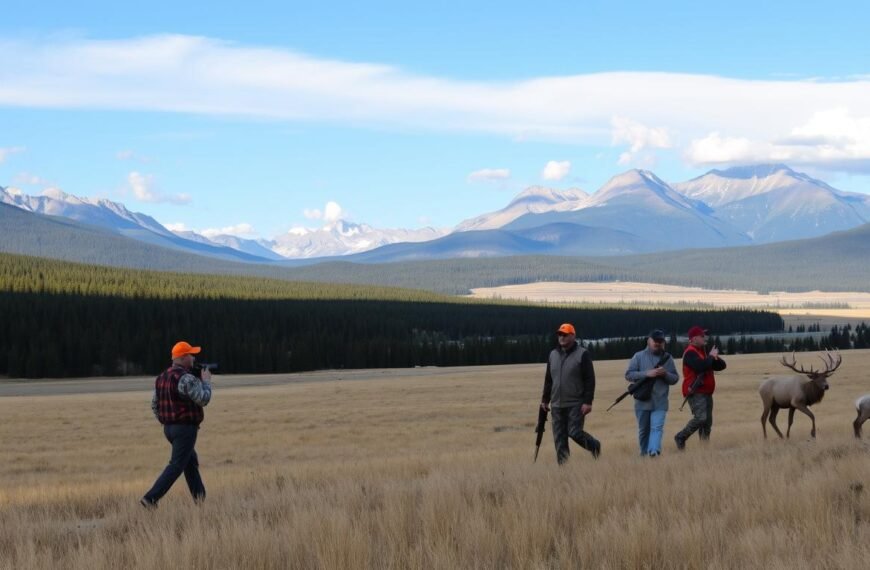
[125,171,190,204]
[3,35,870,172]
[611,116,671,166]
[303,201,346,223]
[323,201,344,222]
[542,160,571,181]
[0,146,24,163]
[164,222,188,232]
[686,109,870,171]
[201,223,255,238]
[467,168,511,182]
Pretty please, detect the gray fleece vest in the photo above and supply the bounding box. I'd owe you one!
[548,343,588,408]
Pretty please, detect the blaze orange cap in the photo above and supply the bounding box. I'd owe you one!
[171,341,201,360]
[557,323,576,335]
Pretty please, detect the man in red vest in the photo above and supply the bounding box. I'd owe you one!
[141,341,213,508]
[674,326,726,450]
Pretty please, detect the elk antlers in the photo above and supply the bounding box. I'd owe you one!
[780,349,842,377]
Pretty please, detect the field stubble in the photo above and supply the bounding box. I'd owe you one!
[1,352,869,569]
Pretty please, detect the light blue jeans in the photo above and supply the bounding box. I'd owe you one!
[635,409,667,456]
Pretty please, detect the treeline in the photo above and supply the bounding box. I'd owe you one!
[0,291,783,378]
[587,325,870,360]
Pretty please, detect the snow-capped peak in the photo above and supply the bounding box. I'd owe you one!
[455,185,588,231]
[674,163,836,207]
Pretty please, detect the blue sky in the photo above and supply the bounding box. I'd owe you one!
[2,1,870,239]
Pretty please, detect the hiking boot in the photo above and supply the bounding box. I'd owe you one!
[139,497,157,510]
[590,440,601,459]
[674,434,686,450]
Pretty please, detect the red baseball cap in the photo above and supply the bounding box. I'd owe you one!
[171,341,201,359]
[557,323,576,335]
[687,326,708,339]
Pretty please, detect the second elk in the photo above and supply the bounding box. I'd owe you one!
[759,350,841,439]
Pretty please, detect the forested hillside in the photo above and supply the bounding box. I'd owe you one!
[281,224,870,294]
[0,253,782,378]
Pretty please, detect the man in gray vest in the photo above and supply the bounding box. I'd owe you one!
[540,323,601,464]
[624,329,679,457]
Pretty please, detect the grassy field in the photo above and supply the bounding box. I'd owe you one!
[469,281,870,319]
[1,351,869,569]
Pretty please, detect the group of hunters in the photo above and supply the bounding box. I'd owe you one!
[540,323,726,463]
[141,324,725,507]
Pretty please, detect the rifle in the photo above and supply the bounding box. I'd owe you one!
[679,368,706,411]
[606,352,671,412]
[533,405,548,463]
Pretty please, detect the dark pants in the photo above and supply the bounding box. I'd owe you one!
[144,424,205,504]
[551,405,599,464]
[677,394,714,442]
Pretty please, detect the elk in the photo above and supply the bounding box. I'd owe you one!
[759,350,841,439]
[855,394,870,438]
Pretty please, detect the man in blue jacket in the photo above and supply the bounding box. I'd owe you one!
[540,323,601,464]
[624,329,680,456]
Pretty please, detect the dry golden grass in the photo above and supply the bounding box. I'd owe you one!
[469,281,870,319]
[1,351,869,569]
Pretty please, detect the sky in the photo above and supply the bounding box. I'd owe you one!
[2,1,870,239]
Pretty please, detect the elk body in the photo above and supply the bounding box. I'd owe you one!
[855,394,870,438]
[759,351,841,439]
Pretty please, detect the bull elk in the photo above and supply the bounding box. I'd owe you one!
[759,350,842,439]
[855,394,870,438]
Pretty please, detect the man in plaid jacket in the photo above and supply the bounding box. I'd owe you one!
[140,341,213,508]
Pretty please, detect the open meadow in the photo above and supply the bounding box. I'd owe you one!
[1,351,869,569]
[469,281,870,320]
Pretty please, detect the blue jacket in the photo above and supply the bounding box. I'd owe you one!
[624,348,679,411]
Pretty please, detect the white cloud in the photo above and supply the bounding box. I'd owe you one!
[303,201,345,224]
[0,146,24,163]
[3,35,870,172]
[611,116,671,166]
[467,168,511,182]
[686,109,870,171]
[164,222,188,232]
[542,160,571,181]
[323,201,344,222]
[202,223,255,238]
[125,171,191,204]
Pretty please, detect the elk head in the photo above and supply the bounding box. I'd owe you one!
[779,349,842,391]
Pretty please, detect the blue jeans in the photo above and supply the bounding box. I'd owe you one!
[635,409,667,455]
[143,424,205,504]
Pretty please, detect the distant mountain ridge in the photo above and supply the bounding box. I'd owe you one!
[673,164,870,242]
[3,163,869,262]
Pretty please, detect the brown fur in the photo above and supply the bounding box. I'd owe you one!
[759,352,841,439]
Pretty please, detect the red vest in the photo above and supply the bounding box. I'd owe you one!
[155,365,205,425]
[682,344,716,396]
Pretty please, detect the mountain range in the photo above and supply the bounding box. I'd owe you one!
[2,164,869,263]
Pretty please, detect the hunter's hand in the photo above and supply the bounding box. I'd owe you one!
[710,346,720,359]
[541,402,550,412]
[202,369,212,382]
[580,403,592,416]
[646,367,665,378]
